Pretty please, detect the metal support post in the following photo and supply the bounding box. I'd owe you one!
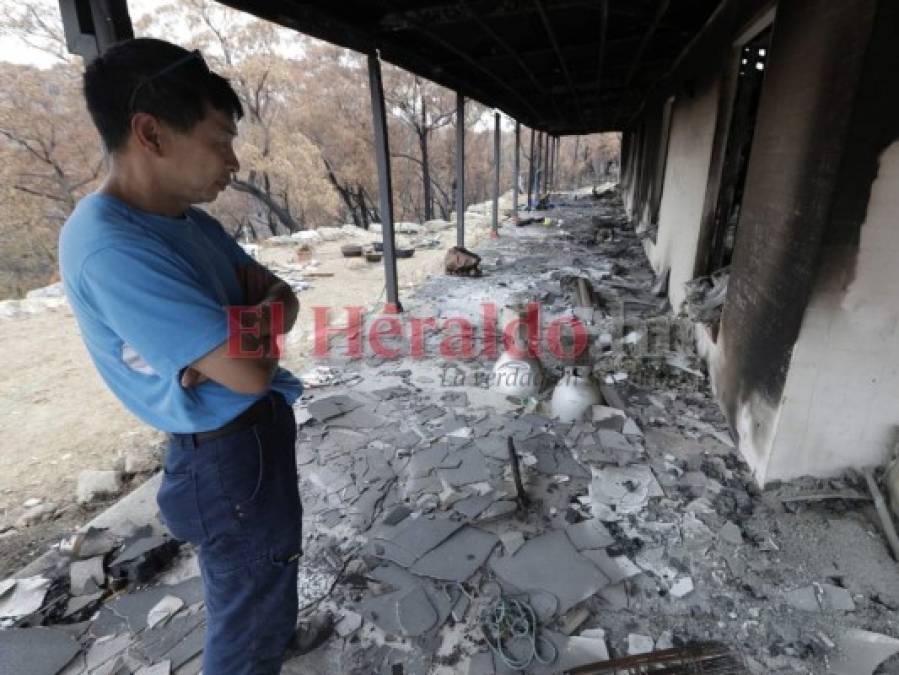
[491,111,500,236]
[59,0,134,60]
[512,121,521,224]
[527,128,535,209]
[455,91,465,248]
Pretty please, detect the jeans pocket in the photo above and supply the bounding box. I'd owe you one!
[215,426,265,509]
[157,469,206,544]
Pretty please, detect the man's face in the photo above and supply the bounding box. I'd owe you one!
[160,105,240,205]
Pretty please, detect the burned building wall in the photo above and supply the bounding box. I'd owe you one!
[707,0,878,481]
[621,0,885,483]
[644,76,721,311]
[764,1,899,480]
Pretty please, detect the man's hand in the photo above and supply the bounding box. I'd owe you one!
[181,366,209,388]
[236,263,276,306]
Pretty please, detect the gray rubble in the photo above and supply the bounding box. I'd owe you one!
[4,190,899,674]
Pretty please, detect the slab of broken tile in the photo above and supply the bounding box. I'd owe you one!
[589,464,663,516]
[71,526,120,559]
[497,531,525,557]
[467,650,496,675]
[70,555,106,595]
[534,446,590,479]
[147,595,184,629]
[334,610,363,638]
[371,385,411,401]
[414,404,446,422]
[490,530,609,615]
[437,446,491,487]
[328,406,388,430]
[156,619,205,671]
[474,435,510,460]
[0,575,50,620]
[307,395,362,422]
[476,499,518,522]
[0,627,81,675]
[596,429,635,455]
[580,550,640,585]
[409,527,498,581]
[621,417,643,436]
[102,578,204,634]
[138,612,205,665]
[395,585,438,636]
[828,628,899,675]
[86,633,133,672]
[393,429,423,449]
[135,661,172,675]
[564,519,614,550]
[592,405,626,431]
[371,514,465,567]
[452,493,497,519]
[64,591,103,619]
[407,444,458,479]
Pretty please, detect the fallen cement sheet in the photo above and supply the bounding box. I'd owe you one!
[6,189,899,675]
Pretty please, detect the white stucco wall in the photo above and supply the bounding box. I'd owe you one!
[764,141,899,481]
[644,79,720,311]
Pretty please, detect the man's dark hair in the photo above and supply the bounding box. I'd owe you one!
[83,38,244,153]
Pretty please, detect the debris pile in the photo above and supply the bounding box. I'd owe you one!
[4,188,899,675]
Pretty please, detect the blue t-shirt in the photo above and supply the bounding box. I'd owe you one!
[59,192,302,433]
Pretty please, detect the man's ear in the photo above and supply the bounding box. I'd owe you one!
[131,112,165,156]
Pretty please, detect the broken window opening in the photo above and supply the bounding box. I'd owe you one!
[706,26,773,273]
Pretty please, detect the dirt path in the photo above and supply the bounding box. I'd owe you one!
[0,205,500,576]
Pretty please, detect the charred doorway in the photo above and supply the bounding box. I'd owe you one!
[707,26,773,272]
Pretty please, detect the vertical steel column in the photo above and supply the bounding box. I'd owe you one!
[542,132,551,194]
[527,128,535,209]
[367,52,401,311]
[455,92,465,248]
[491,111,500,236]
[548,135,555,192]
[512,121,521,224]
[534,132,543,201]
[555,136,561,190]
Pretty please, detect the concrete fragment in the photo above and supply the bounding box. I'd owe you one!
[785,585,820,612]
[628,633,654,655]
[76,470,123,505]
[820,583,856,611]
[656,630,675,650]
[719,521,744,546]
[669,576,694,598]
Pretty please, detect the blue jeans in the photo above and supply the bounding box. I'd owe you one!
[157,393,302,675]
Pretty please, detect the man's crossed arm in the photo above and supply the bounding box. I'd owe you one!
[180,261,299,394]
